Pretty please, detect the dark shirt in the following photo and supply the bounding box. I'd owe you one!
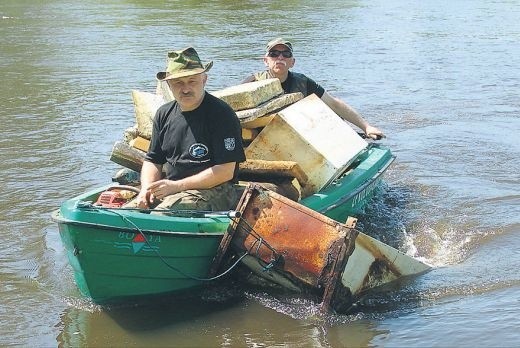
[243,71,325,98]
[145,92,246,181]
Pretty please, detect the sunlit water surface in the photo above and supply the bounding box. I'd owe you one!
[1,0,518,347]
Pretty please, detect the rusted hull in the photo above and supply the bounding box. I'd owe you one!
[211,184,431,313]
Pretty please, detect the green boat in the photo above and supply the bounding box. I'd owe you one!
[52,143,394,304]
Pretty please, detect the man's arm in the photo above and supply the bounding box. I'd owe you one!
[133,160,163,208]
[140,160,164,189]
[147,162,236,201]
[321,91,384,139]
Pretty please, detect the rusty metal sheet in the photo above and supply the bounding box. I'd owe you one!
[209,183,431,313]
[228,183,357,289]
[341,231,431,296]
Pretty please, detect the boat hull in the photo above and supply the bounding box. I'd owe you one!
[303,144,394,221]
[54,144,395,304]
[52,187,230,303]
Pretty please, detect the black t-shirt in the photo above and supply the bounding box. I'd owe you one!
[281,71,325,98]
[243,71,325,98]
[145,92,246,181]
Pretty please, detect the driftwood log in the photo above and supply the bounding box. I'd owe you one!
[236,92,303,125]
[110,141,146,172]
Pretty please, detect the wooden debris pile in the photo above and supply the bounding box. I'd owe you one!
[110,78,310,198]
[110,72,371,200]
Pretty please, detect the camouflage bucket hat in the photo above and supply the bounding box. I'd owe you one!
[266,37,293,53]
[156,47,213,81]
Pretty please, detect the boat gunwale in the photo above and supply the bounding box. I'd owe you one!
[51,209,227,237]
[316,154,396,214]
[53,143,394,238]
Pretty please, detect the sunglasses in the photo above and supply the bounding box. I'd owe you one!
[267,50,293,58]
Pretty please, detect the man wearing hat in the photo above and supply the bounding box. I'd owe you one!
[243,38,385,140]
[132,47,246,212]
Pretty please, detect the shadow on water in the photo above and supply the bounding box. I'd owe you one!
[56,282,247,346]
[56,279,390,347]
[107,292,243,331]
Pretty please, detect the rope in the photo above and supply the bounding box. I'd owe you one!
[75,202,246,281]
[76,200,280,279]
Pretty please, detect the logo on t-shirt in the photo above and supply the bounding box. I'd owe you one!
[224,137,236,151]
[189,143,209,158]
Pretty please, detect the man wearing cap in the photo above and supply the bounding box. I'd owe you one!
[131,47,246,212]
[243,38,385,140]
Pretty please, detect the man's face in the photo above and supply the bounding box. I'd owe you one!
[167,73,207,111]
[264,44,295,75]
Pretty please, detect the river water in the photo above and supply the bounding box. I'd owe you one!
[1,0,519,347]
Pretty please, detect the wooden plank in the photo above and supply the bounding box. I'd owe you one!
[238,159,308,187]
[129,136,150,152]
[236,92,303,124]
[241,114,275,129]
[211,78,283,111]
[241,128,259,142]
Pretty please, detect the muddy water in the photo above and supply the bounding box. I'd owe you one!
[1,0,518,347]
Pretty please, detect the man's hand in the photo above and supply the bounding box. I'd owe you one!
[134,190,151,209]
[148,179,183,200]
[365,125,385,140]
